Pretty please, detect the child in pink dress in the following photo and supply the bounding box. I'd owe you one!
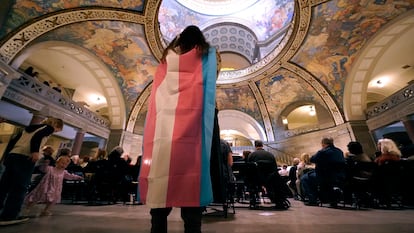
[24,156,83,216]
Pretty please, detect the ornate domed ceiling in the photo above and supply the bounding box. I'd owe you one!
[159,0,295,84]
[0,0,413,146]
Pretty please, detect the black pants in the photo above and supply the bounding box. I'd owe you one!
[150,207,203,233]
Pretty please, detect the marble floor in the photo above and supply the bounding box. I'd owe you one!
[1,199,414,233]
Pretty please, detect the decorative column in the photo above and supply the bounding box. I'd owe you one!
[401,116,414,144]
[72,129,85,156]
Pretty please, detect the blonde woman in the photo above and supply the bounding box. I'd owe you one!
[296,153,315,199]
[375,138,401,165]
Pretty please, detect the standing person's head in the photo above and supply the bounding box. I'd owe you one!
[41,117,63,133]
[161,25,209,61]
[347,141,363,155]
[254,140,264,149]
[57,148,71,158]
[55,156,71,169]
[42,145,54,157]
[108,146,124,160]
[321,137,334,148]
[176,25,209,54]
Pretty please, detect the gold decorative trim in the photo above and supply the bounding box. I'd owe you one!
[248,80,274,141]
[284,62,344,125]
[126,83,152,132]
[144,0,164,61]
[0,8,146,63]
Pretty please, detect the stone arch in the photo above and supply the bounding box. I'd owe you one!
[218,109,267,142]
[10,41,126,129]
[344,10,414,121]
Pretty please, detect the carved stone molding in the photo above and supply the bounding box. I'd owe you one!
[0,8,146,63]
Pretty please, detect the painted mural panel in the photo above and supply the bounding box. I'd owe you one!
[256,71,325,134]
[292,0,414,107]
[0,0,145,38]
[216,86,264,128]
[159,0,294,61]
[33,21,158,114]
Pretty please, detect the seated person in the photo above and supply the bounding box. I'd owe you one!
[296,153,315,200]
[302,137,345,206]
[247,140,289,209]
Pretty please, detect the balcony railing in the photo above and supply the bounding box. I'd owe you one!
[366,81,414,119]
[7,73,110,128]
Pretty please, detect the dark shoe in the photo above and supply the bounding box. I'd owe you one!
[0,217,29,226]
[329,202,338,208]
[304,201,319,206]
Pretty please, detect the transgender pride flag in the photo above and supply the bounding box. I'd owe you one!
[138,47,217,208]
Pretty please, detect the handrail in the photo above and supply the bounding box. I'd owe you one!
[366,81,414,119]
[8,72,111,128]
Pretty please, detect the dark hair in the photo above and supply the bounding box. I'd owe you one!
[347,141,363,154]
[321,137,334,146]
[108,146,124,160]
[254,140,263,147]
[58,148,71,156]
[161,25,209,62]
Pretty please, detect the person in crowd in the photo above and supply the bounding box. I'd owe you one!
[374,138,401,165]
[32,72,39,79]
[84,148,107,173]
[296,153,315,200]
[346,141,374,162]
[23,156,83,217]
[372,138,402,206]
[34,145,56,170]
[301,137,346,206]
[56,147,71,159]
[30,145,56,191]
[107,146,130,202]
[287,158,300,199]
[278,164,289,177]
[0,117,63,225]
[247,140,283,208]
[80,156,90,168]
[139,25,219,233]
[242,150,251,162]
[24,66,34,76]
[248,140,277,165]
[66,154,83,174]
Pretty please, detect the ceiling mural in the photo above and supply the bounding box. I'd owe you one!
[216,86,263,128]
[34,20,158,113]
[1,0,413,143]
[159,0,294,62]
[256,70,326,134]
[291,0,414,107]
[0,0,145,38]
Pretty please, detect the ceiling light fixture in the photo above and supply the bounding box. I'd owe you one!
[309,105,316,116]
[376,79,384,88]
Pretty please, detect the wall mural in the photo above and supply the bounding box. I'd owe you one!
[256,71,325,135]
[216,86,264,128]
[292,0,414,107]
[0,0,145,38]
[33,20,158,113]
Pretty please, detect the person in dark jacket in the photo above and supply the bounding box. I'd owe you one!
[0,117,63,225]
[302,137,345,206]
